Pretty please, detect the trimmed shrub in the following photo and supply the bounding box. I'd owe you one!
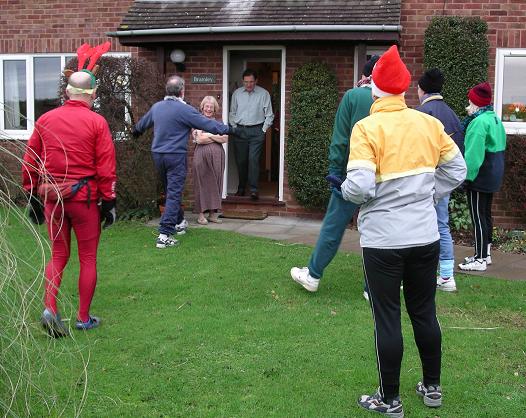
[62,57,165,216]
[423,16,489,117]
[502,135,526,213]
[286,62,339,209]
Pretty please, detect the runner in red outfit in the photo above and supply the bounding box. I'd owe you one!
[23,70,116,336]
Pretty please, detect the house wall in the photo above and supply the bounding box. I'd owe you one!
[1,0,524,226]
[156,42,356,219]
[399,0,526,228]
[0,0,138,200]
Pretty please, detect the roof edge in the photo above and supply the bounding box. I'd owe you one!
[108,24,402,37]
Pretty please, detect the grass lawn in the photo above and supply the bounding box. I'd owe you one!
[2,217,525,417]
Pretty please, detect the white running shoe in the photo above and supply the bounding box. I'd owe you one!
[175,219,188,235]
[290,267,319,292]
[459,258,487,271]
[437,277,457,292]
[156,235,179,249]
[464,255,492,266]
[363,290,370,302]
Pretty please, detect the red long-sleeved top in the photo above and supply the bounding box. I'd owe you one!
[22,100,116,202]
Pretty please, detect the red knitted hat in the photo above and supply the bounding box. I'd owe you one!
[468,82,492,107]
[371,45,411,95]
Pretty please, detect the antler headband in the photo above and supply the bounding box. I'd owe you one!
[63,41,111,88]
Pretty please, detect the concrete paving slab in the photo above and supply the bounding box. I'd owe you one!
[148,214,525,281]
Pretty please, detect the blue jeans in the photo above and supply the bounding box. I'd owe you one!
[152,152,186,236]
[308,190,358,279]
[435,195,454,278]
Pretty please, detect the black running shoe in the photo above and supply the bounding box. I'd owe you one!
[358,389,404,417]
[416,381,442,407]
[41,308,69,338]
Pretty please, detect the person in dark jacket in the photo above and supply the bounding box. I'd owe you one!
[133,75,231,248]
[458,82,506,271]
[417,68,464,291]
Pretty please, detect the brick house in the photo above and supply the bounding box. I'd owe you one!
[1,0,525,226]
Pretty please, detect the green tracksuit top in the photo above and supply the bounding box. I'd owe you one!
[328,86,374,178]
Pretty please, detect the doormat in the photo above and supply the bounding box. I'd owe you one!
[221,209,268,220]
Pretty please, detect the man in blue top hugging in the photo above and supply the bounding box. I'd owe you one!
[133,75,231,248]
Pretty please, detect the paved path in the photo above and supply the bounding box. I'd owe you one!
[152,214,526,281]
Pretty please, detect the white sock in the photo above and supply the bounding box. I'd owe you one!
[487,243,491,256]
[159,233,168,240]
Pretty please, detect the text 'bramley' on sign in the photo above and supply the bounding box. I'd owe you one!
[191,74,216,84]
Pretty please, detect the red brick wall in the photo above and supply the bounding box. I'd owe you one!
[400,0,526,229]
[400,0,526,107]
[2,0,525,226]
[0,0,136,54]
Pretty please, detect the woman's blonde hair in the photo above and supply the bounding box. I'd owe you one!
[199,96,220,114]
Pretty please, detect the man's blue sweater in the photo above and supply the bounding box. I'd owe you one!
[135,98,229,154]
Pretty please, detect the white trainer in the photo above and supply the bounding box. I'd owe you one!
[175,219,188,235]
[437,277,457,292]
[363,290,370,302]
[464,255,492,266]
[290,267,319,292]
[459,258,487,271]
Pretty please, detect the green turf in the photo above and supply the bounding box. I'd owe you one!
[2,218,525,417]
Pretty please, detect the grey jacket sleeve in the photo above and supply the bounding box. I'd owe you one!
[341,169,376,205]
[434,150,467,203]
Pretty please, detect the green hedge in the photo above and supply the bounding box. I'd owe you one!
[424,16,489,117]
[286,62,339,209]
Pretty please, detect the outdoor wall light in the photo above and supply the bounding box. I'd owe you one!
[170,48,186,72]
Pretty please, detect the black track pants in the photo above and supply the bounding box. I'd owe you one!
[466,189,493,259]
[362,241,441,402]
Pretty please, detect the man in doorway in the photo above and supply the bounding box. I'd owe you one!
[229,68,274,200]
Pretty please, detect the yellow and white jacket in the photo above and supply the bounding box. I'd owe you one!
[341,95,466,249]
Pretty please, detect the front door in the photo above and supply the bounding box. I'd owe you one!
[223,47,284,201]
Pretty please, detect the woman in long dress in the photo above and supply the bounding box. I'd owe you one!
[192,96,228,224]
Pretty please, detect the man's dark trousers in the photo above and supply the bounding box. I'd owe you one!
[152,152,186,235]
[232,124,265,194]
[362,241,442,402]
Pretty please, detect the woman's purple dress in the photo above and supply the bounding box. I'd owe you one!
[193,141,225,213]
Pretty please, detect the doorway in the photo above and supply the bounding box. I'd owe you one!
[222,47,285,201]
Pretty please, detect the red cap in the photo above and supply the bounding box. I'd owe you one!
[468,82,492,107]
[371,45,411,95]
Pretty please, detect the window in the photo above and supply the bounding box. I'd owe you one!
[0,53,130,139]
[353,46,390,86]
[495,49,526,134]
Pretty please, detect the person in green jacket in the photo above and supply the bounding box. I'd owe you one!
[290,55,379,292]
[458,82,506,271]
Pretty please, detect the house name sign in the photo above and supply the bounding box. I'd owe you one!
[191,74,216,84]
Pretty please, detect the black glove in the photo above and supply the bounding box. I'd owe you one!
[100,199,116,229]
[131,127,141,138]
[325,174,345,191]
[28,194,45,225]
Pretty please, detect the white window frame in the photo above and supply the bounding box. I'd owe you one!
[0,52,130,140]
[353,46,390,86]
[494,48,526,135]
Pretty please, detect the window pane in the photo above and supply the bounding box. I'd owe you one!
[501,55,526,123]
[34,57,61,120]
[3,60,27,130]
